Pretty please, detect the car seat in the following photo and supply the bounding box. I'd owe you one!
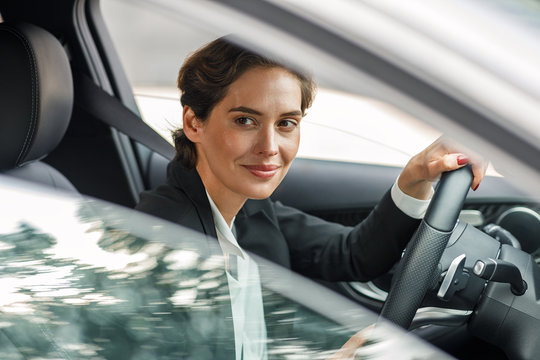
[0,22,77,192]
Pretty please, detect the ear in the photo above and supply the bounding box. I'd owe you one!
[182,106,204,142]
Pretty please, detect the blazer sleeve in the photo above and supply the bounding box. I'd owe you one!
[274,189,421,282]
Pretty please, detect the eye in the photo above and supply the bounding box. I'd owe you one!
[235,116,256,126]
[278,119,299,130]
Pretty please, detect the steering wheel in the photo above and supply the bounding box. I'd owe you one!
[380,165,473,328]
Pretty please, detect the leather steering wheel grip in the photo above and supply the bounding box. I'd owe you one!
[380,165,473,329]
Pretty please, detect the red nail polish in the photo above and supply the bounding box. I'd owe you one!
[457,155,469,166]
[473,184,479,191]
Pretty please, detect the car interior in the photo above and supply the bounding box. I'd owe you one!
[1,1,539,359]
[0,22,77,193]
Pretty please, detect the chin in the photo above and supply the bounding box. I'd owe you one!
[246,191,273,200]
[242,185,277,200]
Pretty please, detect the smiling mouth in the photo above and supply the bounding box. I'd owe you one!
[242,165,280,179]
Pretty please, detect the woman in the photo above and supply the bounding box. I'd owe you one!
[136,37,485,359]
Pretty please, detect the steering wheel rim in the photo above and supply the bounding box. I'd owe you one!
[380,165,474,329]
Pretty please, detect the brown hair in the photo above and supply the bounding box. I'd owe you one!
[172,37,316,168]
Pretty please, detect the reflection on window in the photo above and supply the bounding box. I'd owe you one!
[0,201,360,358]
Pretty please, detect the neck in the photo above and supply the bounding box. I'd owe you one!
[196,165,246,227]
[210,191,246,227]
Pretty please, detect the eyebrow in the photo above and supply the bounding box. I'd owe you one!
[229,106,303,117]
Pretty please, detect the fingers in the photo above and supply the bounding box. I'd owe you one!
[435,136,488,190]
[440,140,487,191]
[470,160,488,191]
[399,136,488,199]
[425,153,468,181]
[327,325,374,360]
[429,151,487,191]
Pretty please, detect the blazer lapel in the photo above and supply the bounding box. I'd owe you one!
[165,162,236,357]
[167,161,217,239]
[235,199,291,269]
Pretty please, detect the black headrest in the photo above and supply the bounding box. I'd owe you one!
[0,22,73,171]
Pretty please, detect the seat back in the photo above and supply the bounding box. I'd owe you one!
[0,22,76,192]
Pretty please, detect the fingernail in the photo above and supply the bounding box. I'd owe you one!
[457,155,469,166]
[473,184,479,191]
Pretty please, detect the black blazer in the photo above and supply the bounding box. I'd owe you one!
[136,161,420,282]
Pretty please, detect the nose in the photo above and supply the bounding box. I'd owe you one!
[254,126,278,157]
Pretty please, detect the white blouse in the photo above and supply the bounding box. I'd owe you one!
[206,192,268,360]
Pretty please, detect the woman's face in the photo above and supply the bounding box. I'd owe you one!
[190,66,303,203]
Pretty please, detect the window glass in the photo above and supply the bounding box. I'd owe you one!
[101,0,215,141]
[101,0,441,168]
[0,181,450,359]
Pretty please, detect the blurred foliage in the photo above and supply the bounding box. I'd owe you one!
[0,206,354,359]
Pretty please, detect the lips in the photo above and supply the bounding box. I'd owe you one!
[243,164,280,178]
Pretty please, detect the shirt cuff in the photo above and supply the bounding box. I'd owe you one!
[390,176,433,219]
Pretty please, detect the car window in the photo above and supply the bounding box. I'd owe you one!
[0,176,450,359]
[101,0,441,168]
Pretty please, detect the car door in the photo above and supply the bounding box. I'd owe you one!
[3,1,538,358]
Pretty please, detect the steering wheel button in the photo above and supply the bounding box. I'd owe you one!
[473,261,486,276]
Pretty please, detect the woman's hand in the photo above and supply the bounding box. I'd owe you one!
[398,137,488,200]
[327,325,374,360]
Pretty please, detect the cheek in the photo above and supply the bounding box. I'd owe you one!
[280,133,300,163]
[220,131,253,157]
